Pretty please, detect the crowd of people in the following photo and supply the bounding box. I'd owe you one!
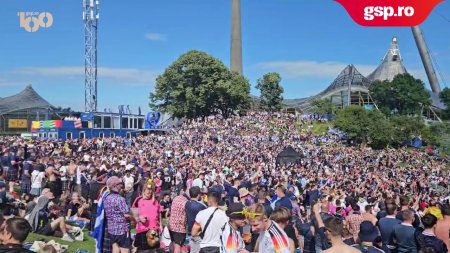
[0,111,449,253]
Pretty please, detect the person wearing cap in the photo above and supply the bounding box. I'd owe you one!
[220,202,248,253]
[103,176,134,253]
[239,188,254,207]
[131,182,162,253]
[352,221,384,252]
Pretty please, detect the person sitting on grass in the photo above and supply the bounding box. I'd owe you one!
[26,190,80,242]
[0,217,33,253]
[65,192,90,228]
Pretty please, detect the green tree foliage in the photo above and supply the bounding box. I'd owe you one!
[335,106,372,144]
[149,50,251,119]
[335,106,393,148]
[390,116,427,146]
[311,99,337,115]
[439,87,450,120]
[255,72,284,111]
[369,73,431,116]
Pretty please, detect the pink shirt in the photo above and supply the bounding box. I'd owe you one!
[132,197,161,234]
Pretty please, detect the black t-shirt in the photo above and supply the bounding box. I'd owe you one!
[161,173,172,191]
[89,181,105,202]
[160,200,171,217]
[66,202,80,217]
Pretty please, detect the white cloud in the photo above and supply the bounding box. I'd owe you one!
[144,33,167,41]
[16,66,159,86]
[254,60,377,79]
[0,76,30,87]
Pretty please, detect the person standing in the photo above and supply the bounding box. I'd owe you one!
[123,169,135,207]
[221,203,248,253]
[191,191,228,253]
[311,202,361,253]
[186,186,207,253]
[417,214,447,252]
[352,221,385,253]
[132,182,162,253]
[103,176,134,253]
[436,204,450,251]
[168,186,189,253]
[377,203,400,253]
[20,158,34,196]
[392,210,418,253]
[246,203,291,253]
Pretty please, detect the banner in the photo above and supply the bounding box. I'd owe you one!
[31,120,63,129]
[8,119,28,128]
[335,0,443,26]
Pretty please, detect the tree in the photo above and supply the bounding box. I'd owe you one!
[149,50,251,119]
[369,73,431,116]
[335,106,371,144]
[389,116,427,146]
[256,72,284,111]
[439,87,450,120]
[311,99,337,115]
[335,106,392,148]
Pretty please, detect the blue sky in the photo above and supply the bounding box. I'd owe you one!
[1,0,450,112]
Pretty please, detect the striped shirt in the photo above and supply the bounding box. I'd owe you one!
[257,221,290,253]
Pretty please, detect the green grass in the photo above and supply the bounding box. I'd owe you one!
[25,231,95,253]
[297,121,331,136]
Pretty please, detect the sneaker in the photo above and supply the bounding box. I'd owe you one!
[74,232,84,241]
[62,233,74,242]
[70,227,82,236]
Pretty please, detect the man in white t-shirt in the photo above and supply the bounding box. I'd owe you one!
[191,191,228,253]
[123,169,135,207]
[192,173,205,189]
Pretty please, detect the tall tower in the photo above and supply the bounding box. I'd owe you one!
[83,0,99,112]
[411,26,441,94]
[231,0,243,75]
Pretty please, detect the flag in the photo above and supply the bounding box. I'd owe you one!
[91,189,109,253]
[74,119,82,128]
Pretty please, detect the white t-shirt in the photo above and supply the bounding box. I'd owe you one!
[221,222,245,253]
[31,170,45,189]
[257,221,290,253]
[124,175,134,190]
[195,207,228,248]
[192,178,204,188]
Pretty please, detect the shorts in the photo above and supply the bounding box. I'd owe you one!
[108,233,132,249]
[37,223,55,236]
[134,231,160,250]
[169,230,186,246]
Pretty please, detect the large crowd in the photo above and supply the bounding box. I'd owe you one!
[0,111,449,253]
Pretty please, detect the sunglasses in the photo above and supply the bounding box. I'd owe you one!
[231,208,264,219]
